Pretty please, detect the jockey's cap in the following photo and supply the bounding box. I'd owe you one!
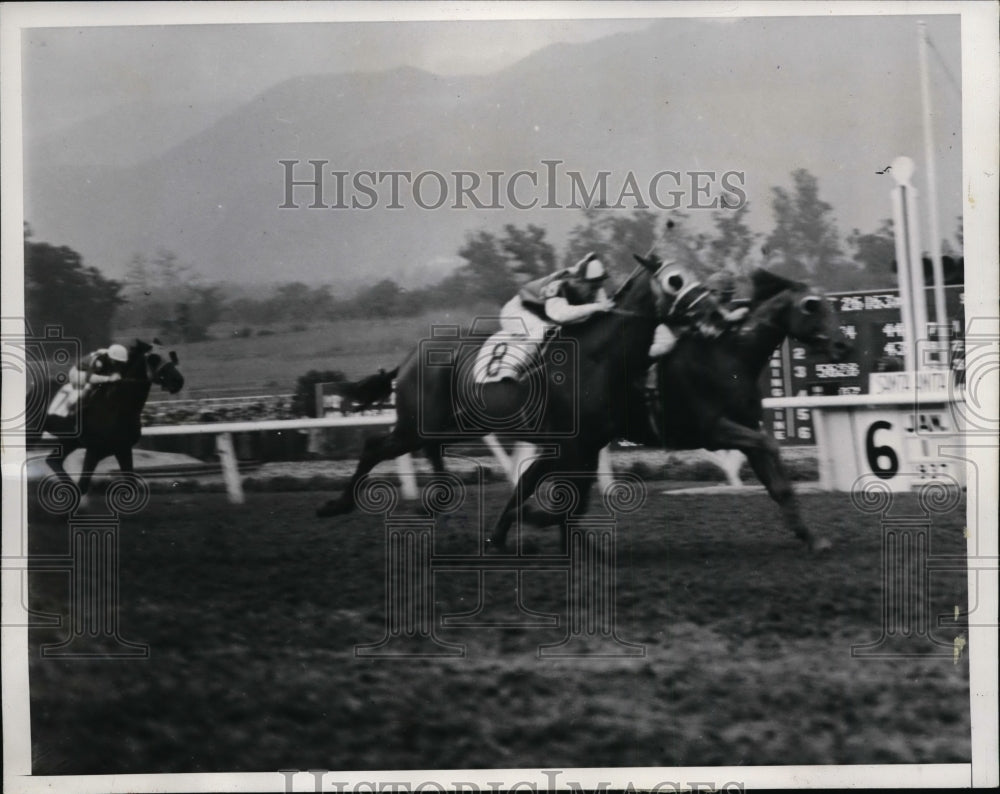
[583,258,608,282]
[573,253,608,282]
[107,344,128,363]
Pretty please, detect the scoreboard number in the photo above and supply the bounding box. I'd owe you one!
[758,285,963,448]
[865,420,900,480]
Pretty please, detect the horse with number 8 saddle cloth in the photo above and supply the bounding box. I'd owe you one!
[472,317,552,384]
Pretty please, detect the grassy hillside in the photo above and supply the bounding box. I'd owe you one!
[126,305,500,398]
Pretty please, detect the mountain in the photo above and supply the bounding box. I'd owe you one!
[27,98,245,168]
[23,16,962,290]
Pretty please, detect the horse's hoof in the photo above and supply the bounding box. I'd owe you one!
[810,537,833,554]
[316,500,351,518]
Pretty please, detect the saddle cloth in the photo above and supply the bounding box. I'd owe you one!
[473,332,541,384]
[46,383,78,418]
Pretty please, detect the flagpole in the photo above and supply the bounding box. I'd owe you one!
[918,20,950,367]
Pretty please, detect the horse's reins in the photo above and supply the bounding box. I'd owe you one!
[612,265,644,300]
[613,262,716,324]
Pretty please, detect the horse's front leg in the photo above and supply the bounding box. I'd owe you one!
[487,455,556,552]
[710,418,829,552]
[317,429,421,518]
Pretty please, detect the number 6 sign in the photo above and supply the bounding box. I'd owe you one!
[813,401,965,492]
[865,420,900,479]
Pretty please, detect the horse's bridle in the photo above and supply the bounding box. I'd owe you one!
[651,263,724,336]
[612,262,722,333]
[144,348,178,383]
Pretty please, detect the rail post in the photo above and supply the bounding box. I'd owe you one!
[215,432,244,504]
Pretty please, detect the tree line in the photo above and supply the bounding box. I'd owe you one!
[25,169,963,347]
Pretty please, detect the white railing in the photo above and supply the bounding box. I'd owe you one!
[142,413,396,436]
[147,393,293,406]
[138,389,963,504]
[762,391,953,409]
[140,414,608,504]
[142,414,401,503]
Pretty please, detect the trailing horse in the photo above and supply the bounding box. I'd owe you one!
[334,367,398,413]
[31,339,184,499]
[652,269,851,551]
[317,255,728,552]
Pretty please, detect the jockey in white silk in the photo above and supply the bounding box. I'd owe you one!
[500,252,614,340]
[48,343,128,417]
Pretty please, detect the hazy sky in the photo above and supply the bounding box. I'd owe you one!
[23,18,656,136]
[10,6,973,287]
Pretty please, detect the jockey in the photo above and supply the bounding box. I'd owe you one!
[72,344,129,391]
[706,270,750,323]
[500,252,614,340]
[49,343,129,417]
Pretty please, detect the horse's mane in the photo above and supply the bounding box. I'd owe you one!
[749,269,806,304]
[129,339,153,356]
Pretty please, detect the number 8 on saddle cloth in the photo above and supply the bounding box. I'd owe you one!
[473,325,559,384]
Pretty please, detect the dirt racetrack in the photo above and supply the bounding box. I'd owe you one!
[28,482,970,773]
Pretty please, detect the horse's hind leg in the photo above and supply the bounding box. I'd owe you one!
[45,449,72,484]
[424,442,447,474]
[114,447,134,474]
[317,429,421,517]
[44,437,79,486]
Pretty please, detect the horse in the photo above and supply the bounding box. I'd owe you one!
[32,339,185,500]
[651,268,851,552]
[317,254,729,552]
[334,367,398,413]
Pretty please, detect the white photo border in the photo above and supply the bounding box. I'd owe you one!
[2,1,997,791]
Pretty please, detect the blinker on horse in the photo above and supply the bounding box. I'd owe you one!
[37,339,184,501]
[317,254,728,553]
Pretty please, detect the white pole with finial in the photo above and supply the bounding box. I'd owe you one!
[918,20,950,367]
[889,155,922,374]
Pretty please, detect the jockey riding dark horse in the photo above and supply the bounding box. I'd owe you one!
[318,253,730,552]
[650,269,851,551]
[33,339,184,499]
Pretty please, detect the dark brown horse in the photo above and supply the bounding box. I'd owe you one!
[652,269,851,551]
[334,366,398,413]
[318,255,728,552]
[33,339,184,499]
